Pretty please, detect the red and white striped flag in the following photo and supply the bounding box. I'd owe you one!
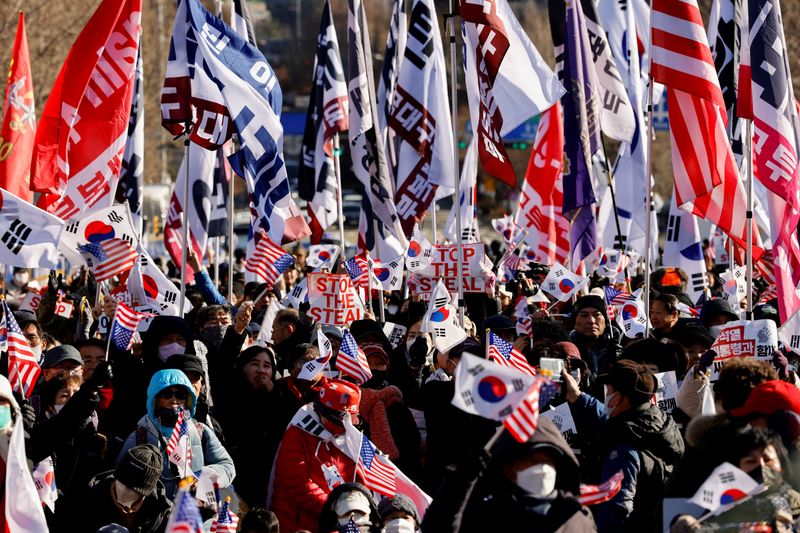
[1,300,41,398]
[651,0,760,258]
[487,331,535,377]
[503,378,545,442]
[78,238,139,282]
[243,232,295,288]
[356,433,396,497]
[166,409,192,478]
[579,471,624,506]
[336,329,372,385]
[110,303,151,351]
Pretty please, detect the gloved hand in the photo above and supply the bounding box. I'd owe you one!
[86,361,113,390]
[47,271,59,296]
[408,336,429,368]
[19,400,37,432]
[772,351,790,380]
[697,349,717,374]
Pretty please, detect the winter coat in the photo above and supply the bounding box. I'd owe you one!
[421,417,596,533]
[570,393,684,533]
[56,470,172,533]
[270,417,357,533]
[116,370,235,499]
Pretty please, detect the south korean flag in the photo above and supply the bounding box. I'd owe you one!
[421,280,466,353]
[541,262,588,302]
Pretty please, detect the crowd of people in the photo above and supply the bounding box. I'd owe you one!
[2,239,799,533]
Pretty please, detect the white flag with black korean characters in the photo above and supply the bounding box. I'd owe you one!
[452,353,537,420]
[662,190,709,304]
[406,224,434,272]
[689,462,761,513]
[307,245,340,269]
[421,280,466,352]
[128,248,191,317]
[541,262,588,302]
[0,189,64,270]
[778,310,800,355]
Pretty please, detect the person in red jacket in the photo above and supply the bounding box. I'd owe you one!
[269,379,361,533]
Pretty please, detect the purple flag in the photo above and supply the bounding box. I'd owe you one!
[549,0,600,265]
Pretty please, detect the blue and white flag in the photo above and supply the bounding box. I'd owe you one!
[549,0,600,266]
[377,0,407,153]
[119,49,144,236]
[162,0,308,243]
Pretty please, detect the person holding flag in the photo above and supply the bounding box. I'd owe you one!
[117,369,235,500]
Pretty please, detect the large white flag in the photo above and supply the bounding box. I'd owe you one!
[662,189,709,304]
[389,0,454,236]
[421,280,466,352]
[0,188,64,269]
[128,248,192,317]
[6,414,49,531]
[348,0,408,251]
[443,138,480,244]
[452,353,537,420]
[460,0,564,187]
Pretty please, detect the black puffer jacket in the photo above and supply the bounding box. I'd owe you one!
[422,417,597,533]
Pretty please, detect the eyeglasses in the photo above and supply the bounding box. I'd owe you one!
[157,388,188,401]
[24,334,40,343]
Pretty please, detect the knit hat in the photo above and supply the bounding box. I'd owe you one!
[730,380,800,418]
[378,494,419,524]
[598,359,657,405]
[42,345,83,369]
[114,444,163,495]
[572,295,606,316]
[699,298,739,327]
[165,354,205,378]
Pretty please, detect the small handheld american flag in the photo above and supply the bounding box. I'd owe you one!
[487,331,536,377]
[578,471,624,506]
[503,377,559,443]
[166,408,192,475]
[243,232,295,288]
[165,485,203,533]
[1,300,41,398]
[78,238,138,282]
[336,329,372,385]
[210,496,239,533]
[344,254,371,288]
[356,434,396,497]
[110,303,151,351]
[604,286,636,307]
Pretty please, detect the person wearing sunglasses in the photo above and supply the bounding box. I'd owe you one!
[116,369,235,500]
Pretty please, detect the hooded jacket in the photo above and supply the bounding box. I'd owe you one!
[317,482,382,533]
[116,370,235,499]
[421,418,596,533]
[570,393,684,533]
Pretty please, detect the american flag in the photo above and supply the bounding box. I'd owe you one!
[651,0,758,259]
[603,286,635,307]
[166,409,191,469]
[755,250,776,286]
[487,331,535,377]
[336,329,372,385]
[110,303,151,351]
[1,300,41,398]
[758,285,778,305]
[514,297,532,336]
[344,254,371,288]
[578,471,624,506]
[503,378,559,442]
[356,434,396,496]
[344,518,360,533]
[165,486,203,533]
[79,238,138,282]
[243,232,295,288]
[210,497,238,533]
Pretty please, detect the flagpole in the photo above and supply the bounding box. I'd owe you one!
[643,75,654,338]
[446,0,465,327]
[179,124,191,319]
[213,237,220,287]
[334,134,346,258]
[370,222,386,322]
[745,118,754,318]
[599,136,632,286]
[430,199,438,245]
[227,137,236,305]
[105,304,119,362]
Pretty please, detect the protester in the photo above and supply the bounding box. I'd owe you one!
[318,482,382,533]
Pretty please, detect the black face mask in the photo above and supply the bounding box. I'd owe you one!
[408,336,429,367]
[157,406,182,427]
[363,370,388,389]
[200,324,228,350]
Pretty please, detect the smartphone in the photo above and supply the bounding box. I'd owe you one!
[540,357,565,382]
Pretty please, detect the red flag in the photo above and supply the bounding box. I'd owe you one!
[515,103,569,266]
[0,13,36,202]
[31,0,142,220]
[651,0,760,259]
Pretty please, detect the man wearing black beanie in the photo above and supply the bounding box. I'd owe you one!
[568,295,623,382]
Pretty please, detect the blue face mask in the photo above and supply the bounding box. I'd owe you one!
[0,406,13,429]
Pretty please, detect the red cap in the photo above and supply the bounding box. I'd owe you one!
[730,380,800,418]
[319,379,361,418]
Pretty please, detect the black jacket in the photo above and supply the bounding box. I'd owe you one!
[422,417,596,533]
[56,470,172,533]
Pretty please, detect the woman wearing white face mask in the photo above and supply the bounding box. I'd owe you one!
[422,417,596,533]
[318,482,382,533]
[378,494,420,533]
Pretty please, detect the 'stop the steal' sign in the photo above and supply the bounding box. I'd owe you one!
[408,243,487,295]
[710,320,777,380]
[308,273,364,326]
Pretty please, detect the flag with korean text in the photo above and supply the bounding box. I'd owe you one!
[118,49,144,235]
